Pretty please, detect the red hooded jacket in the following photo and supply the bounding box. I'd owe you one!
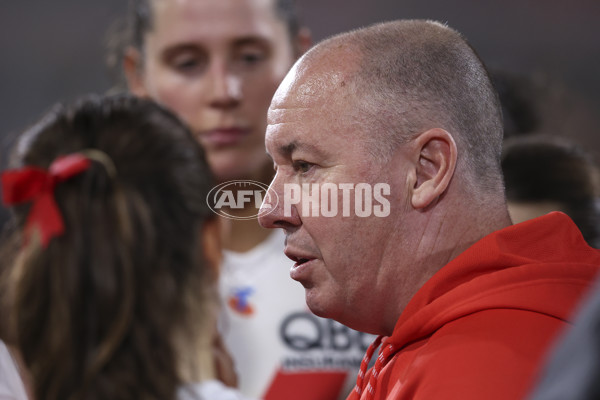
[348,212,600,400]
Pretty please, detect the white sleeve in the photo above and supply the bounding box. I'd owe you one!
[178,380,259,400]
[0,341,28,400]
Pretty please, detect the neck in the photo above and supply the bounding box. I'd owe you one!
[382,192,512,335]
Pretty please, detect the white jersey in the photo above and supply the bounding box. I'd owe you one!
[178,380,255,400]
[0,341,28,400]
[219,230,374,400]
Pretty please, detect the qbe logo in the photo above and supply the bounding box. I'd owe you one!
[206,180,279,220]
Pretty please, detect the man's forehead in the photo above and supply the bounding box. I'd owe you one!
[266,45,361,149]
[270,50,358,112]
[267,107,312,126]
[265,106,322,156]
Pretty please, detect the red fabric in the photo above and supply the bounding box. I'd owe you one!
[353,335,384,398]
[2,154,91,247]
[263,369,348,400]
[349,212,600,400]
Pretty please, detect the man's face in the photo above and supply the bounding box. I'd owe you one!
[259,61,415,333]
[135,0,296,182]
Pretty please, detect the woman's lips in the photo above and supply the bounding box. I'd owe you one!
[200,127,250,147]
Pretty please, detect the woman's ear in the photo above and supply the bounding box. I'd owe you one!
[410,128,457,209]
[200,217,223,280]
[123,47,149,97]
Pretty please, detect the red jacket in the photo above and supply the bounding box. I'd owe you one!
[348,212,600,400]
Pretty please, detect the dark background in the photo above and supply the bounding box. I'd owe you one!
[1,0,599,161]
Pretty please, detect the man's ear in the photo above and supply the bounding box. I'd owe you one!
[293,27,312,59]
[410,128,457,209]
[200,217,223,281]
[123,47,149,97]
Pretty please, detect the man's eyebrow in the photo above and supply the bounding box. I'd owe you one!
[278,141,326,158]
[279,142,296,156]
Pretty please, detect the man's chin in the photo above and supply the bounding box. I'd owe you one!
[305,291,334,320]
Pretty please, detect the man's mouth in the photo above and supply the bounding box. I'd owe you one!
[285,252,314,266]
[293,257,312,268]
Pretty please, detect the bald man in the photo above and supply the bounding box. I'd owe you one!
[259,20,600,400]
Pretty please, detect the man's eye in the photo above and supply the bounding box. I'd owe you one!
[293,161,313,173]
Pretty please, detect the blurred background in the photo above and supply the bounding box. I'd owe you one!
[1,0,599,161]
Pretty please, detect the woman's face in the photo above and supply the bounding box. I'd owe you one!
[128,0,298,183]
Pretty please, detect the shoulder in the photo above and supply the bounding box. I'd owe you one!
[384,309,567,400]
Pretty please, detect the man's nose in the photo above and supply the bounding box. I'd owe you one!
[258,174,301,231]
[208,61,242,110]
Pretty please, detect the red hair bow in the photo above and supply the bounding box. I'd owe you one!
[1,154,91,247]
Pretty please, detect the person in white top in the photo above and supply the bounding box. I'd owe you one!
[115,0,373,398]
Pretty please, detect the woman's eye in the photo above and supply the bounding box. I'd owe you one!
[175,58,198,70]
[242,52,262,64]
[169,52,206,73]
[236,46,267,66]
